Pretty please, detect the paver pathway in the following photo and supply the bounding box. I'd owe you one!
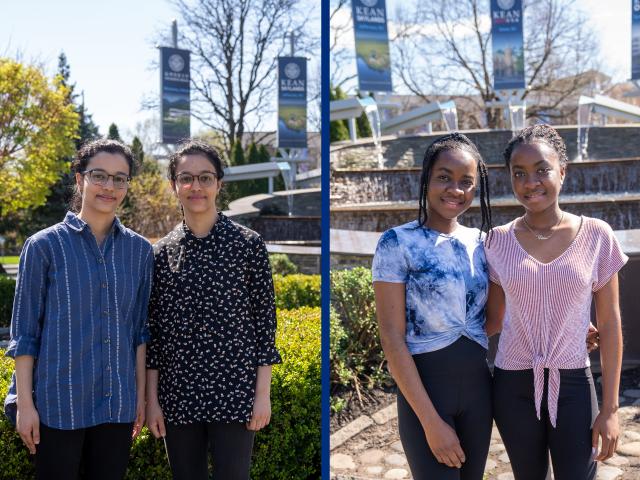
[331,401,640,480]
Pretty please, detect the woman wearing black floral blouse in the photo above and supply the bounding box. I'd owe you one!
[145,140,281,480]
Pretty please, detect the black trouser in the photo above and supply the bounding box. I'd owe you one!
[493,367,598,480]
[164,421,255,480]
[397,336,493,480]
[35,422,133,480]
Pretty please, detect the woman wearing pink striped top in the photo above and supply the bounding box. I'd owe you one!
[485,125,627,479]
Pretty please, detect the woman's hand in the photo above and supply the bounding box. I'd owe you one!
[16,403,40,454]
[145,399,166,439]
[592,410,619,461]
[587,323,600,353]
[246,393,271,431]
[423,417,466,468]
[132,397,146,438]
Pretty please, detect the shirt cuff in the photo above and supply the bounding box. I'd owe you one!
[5,336,40,358]
[135,327,150,347]
[257,346,282,366]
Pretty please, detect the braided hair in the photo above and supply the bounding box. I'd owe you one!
[417,132,493,235]
[503,124,568,168]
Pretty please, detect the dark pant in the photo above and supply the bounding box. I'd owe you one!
[164,421,255,480]
[397,336,493,480]
[35,422,133,480]
[493,367,598,480]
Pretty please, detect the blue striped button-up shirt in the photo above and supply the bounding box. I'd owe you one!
[4,212,153,430]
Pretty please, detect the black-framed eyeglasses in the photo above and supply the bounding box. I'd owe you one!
[82,169,131,189]
[174,172,218,188]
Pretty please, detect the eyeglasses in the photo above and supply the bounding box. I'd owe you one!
[82,169,131,189]
[174,172,218,188]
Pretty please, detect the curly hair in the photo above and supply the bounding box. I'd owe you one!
[72,138,135,175]
[417,132,493,234]
[503,124,568,168]
[70,138,136,212]
[167,139,226,181]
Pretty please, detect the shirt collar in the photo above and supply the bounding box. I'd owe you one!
[63,211,126,235]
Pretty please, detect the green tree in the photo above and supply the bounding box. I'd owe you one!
[329,84,350,142]
[0,58,78,216]
[57,53,100,149]
[5,54,101,239]
[131,136,145,171]
[107,123,121,141]
[355,92,372,138]
[231,141,245,166]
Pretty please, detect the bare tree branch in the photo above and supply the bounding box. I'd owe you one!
[393,0,600,128]
[171,0,317,158]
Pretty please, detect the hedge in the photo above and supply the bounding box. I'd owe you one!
[269,253,298,276]
[330,267,389,393]
[273,274,321,310]
[0,276,15,328]
[0,308,320,479]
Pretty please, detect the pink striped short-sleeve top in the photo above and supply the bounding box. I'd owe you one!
[485,216,628,427]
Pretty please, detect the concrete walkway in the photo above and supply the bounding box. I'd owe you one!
[331,399,640,480]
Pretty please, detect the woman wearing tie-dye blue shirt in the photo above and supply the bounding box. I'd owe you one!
[4,139,152,480]
[373,133,493,480]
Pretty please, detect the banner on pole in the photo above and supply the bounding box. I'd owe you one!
[160,47,190,144]
[490,0,525,90]
[278,57,307,149]
[633,0,640,79]
[352,0,392,92]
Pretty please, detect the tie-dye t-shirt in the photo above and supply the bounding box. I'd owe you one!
[372,221,489,355]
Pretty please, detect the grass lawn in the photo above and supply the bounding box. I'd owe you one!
[0,256,19,264]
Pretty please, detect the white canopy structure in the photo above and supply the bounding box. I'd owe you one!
[380,100,458,135]
[577,94,640,161]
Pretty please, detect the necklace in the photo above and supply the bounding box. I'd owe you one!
[521,212,564,240]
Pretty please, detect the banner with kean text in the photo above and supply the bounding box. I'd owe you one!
[633,0,640,79]
[160,47,190,144]
[491,0,525,90]
[352,0,392,92]
[278,57,307,149]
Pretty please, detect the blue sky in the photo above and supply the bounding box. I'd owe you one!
[1,0,176,142]
[1,0,320,146]
[2,0,632,142]
[332,0,634,93]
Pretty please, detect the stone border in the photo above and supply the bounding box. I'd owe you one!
[330,403,398,451]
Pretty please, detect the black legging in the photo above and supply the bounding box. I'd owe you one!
[493,367,598,480]
[397,336,493,480]
[36,422,133,480]
[164,421,255,480]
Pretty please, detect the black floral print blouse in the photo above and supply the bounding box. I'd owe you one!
[146,213,281,425]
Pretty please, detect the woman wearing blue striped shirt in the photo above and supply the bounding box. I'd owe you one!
[4,139,153,479]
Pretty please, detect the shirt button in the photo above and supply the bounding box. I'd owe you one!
[106,365,111,370]
[104,338,110,344]
[105,393,111,397]
[102,311,109,316]
[98,258,104,264]
[102,282,107,288]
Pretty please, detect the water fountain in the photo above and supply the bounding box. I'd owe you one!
[330,126,640,362]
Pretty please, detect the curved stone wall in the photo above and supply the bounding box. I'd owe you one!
[225,189,320,242]
[331,158,640,205]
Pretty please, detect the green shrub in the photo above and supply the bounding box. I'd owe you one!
[252,307,320,479]
[330,267,389,393]
[125,428,172,480]
[269,253,298,276]
[0,352,35,480]
[0,306,320,479]
[0,276,16,328]
[273,274,320,310]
